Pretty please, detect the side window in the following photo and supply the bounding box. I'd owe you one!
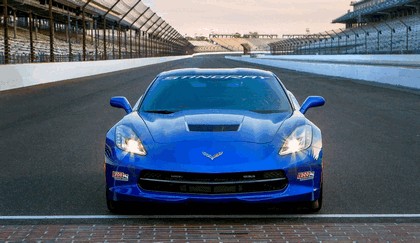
[287,90,300,111]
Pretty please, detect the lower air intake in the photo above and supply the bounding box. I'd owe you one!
[138,170,288,194]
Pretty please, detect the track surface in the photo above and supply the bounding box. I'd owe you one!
[0,55,419,216]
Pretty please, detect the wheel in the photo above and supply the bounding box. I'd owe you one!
[107,199,123,213]
[308,186,323,212]
[106,188,124,213]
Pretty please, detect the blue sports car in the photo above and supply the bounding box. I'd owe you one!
[105,68,325,213]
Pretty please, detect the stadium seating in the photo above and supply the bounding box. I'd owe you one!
[188,40,229,52]
[271,14,420,55]
[0,25,162,62]
[210,37,280,52]
[333,0,415,23]
[0,0,190,64]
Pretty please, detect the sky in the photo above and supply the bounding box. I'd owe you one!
[142,0,352,37]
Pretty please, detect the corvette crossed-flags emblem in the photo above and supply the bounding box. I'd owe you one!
[202,151,224,160]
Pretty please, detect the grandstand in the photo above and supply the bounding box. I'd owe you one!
[0,0,192,64]
[269,0,420,55]
[188,40,229,53]
[209,34,280,52]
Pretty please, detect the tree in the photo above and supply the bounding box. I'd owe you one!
[249,32,259,38]
[233,32,241,38]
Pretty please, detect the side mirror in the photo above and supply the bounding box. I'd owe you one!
[299,96,325,114]
[110,96,132,114]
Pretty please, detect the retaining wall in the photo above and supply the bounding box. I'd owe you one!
[0,55,191,91]
[1,54,419,91]
[226,55,420,90]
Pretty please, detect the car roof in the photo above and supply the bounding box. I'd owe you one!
[157,68,275,78]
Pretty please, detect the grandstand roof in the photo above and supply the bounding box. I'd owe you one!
[4,0,181,37]
[72,0,161,30]
[332,0,419,23]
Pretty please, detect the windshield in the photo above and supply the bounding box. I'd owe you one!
[140,74,292,113]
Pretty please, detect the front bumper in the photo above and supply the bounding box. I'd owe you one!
[105,150,323,205]
[107,180,321,205]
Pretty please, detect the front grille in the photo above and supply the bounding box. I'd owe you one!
[138,170,288,194]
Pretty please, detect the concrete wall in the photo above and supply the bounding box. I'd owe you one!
[1,54,419,91]
[0,56,191,91]
[256,54,420,65]
[192,52,242,56]
[226,55,420,90]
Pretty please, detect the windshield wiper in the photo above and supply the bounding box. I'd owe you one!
[144,110,176,114]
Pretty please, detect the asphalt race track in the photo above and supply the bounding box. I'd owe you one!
[0,55,419,216]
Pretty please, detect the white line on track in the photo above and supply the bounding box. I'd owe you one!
[0,214,419,220]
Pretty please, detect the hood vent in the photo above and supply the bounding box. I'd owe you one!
[188,124,240,132]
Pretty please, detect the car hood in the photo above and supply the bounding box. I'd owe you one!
[139,110,290,144]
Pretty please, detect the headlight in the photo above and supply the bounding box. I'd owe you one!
[115,125,147,156]
[279,125,312,155]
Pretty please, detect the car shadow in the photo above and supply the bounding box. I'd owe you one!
[114,202,315,215]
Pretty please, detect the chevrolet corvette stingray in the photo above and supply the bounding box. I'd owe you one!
[105,68,325,213]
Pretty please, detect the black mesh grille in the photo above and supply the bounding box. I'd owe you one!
[138,170,288,194]
[188,124,240,132]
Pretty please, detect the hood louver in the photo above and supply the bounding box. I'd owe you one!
[188,124,240,132]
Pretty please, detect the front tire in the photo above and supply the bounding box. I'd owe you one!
[309,186,323,212]
[107,198,123,213]
[106,188,124,213]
